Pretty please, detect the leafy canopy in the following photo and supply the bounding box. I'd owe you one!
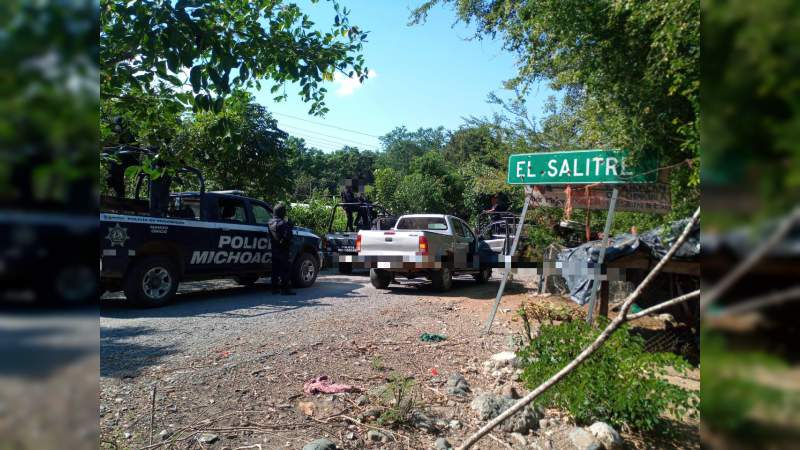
[412,0,699,218]
[101,0,369,117]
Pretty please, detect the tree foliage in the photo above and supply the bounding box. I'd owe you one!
[173,91,291,200]
[101,0,369,115]
[412,0,700,218]
[100,0,370,175]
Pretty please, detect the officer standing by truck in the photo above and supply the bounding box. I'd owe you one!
[268,202,296,295]
[341,183,357,231]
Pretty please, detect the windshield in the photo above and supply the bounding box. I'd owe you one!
[395,217,448,231]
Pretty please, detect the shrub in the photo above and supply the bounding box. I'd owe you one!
[288,194,346,237]
[518,319,698,433]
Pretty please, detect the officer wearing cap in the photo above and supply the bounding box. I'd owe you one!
[268,202,295,295]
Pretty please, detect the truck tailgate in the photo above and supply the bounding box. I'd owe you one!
[358,230,424,256]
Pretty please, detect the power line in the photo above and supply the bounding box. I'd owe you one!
[290,134,375,152]
[285,130,378,151]
[279,123,379,148]
[272,112,382,138]
[295,135,378,152]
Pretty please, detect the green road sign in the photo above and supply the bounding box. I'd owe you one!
[507,149,657,185]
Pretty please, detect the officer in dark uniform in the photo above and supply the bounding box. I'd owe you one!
[268,202,295,295]
[341,184,357,232]
[357,193,373,230]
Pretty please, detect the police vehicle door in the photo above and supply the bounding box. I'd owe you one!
[207,196,269,272]
[248,200,273,272]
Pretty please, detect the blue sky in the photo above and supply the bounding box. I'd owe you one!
[251,0,555,153]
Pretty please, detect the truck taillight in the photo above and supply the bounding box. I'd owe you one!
[355,234,362,252]
[418,235,429,255]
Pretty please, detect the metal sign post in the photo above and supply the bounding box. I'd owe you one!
[586,187,619,325]
[483,188,531,334]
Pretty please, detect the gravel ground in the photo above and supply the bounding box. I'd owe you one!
[100,269,699,450]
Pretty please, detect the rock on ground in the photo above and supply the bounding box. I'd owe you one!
[435,437,452,450]
[588,422,623,450]
[196,433,218,444]
[302,437,338,450]
[470,393,542,434]
[483,351,520,371]
[446,372,471,397]
[367,429,389,443]
[568,427,602,450]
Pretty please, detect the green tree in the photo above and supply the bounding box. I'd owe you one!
[377,126,448,172]
[413,0,700,218]
[173,91,290,201]
[100,0,370,173]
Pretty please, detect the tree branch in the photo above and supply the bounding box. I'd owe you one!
[626,289,700,320]
[700,205,800,314]
[456,207,700,450]
[712,285,800,317]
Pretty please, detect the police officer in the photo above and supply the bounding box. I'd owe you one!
[357,192,373,230]
[268,202,295,295]
[341,183,357,231]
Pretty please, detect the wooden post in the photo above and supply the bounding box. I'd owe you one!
[599,280,609,318]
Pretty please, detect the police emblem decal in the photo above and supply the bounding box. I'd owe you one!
[105,223,130,247]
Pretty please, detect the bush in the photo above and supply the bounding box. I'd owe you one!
[518,320,698,433]
[288,194,346,237]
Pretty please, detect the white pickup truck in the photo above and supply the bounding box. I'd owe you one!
[354,214,496,291]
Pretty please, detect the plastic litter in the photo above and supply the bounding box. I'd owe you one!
[420,333,447,342]
[303,375,358,395]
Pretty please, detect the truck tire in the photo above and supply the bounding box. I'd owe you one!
[292,252,319,288]
[473,267,492,284]
[430,267,453,291]
[234,275,260,286]
[338,262,353,274]
[37,264,98,306]
[370,269,392,289]
[124,256,179,307]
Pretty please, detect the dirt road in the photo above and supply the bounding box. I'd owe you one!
[100,270,699,449]
[101,270,529,449]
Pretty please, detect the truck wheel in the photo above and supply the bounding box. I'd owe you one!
[370,269,392,289]
[430,267,453,291]
[292,253,319,288]
[338,262,353,274]
[124,256,179,307]
[37,264,98,306]
[234,275,260,286]
[473,267,492,284]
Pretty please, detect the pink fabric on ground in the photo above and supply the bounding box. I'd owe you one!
[303,375,357,394]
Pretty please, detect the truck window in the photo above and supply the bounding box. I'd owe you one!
[396,217,448,231]
[252,204,272,225]
[167,196,200,220]
[216,197,247,223]
[457,219,475,241]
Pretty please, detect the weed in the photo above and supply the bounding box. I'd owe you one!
[371,356,385,371]
[375,372,415,427]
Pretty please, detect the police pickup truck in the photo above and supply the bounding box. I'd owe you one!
[100,189,322,307]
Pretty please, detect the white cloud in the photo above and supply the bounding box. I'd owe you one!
[333,69,377,96]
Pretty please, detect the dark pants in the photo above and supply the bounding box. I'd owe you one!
[345,208,356,231]
[271,250,291,291]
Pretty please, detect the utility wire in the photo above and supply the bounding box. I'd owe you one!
[279,123,379,148]
[288,132,378,151]
[272,111,382,138]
